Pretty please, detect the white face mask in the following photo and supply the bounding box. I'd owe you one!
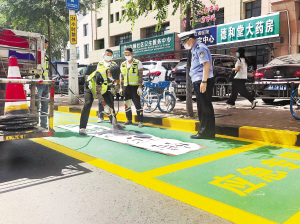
[105,55,112,61]
[184,43,191,50]
[125,55,132,61]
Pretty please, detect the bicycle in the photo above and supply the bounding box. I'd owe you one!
[157,81,176,113]
[142,81,159,113]
[290,88,300,119]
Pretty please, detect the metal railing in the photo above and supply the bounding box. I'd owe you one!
[172,81,297,99]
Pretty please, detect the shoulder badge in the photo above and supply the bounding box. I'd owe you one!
[199,51,205,58]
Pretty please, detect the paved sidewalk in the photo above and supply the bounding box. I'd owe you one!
[54,94,299,131]
[53,94,300,146]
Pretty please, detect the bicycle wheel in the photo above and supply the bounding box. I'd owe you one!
[142,90,159,113]
[290,90,300,119]
[158,93,176,113]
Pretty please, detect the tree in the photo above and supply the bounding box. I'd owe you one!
[120,0,215,117]
[0,0,101,79]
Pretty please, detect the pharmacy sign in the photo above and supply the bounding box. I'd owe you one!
[217,13,280,44]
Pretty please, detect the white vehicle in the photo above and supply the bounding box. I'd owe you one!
[142,59,179,83]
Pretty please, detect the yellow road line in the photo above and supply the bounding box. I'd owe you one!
[284,211,300,224]
[31,138,277,224]
[141,142,266,178]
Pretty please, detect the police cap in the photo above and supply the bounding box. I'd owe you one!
[177,31,195,45]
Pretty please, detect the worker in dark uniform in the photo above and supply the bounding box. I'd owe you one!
[178,31,215,139]
[79,65,124,135]
[119,46,143,128]
[96,49,118,123]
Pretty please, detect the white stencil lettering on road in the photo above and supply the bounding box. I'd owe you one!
[57,124,205,156]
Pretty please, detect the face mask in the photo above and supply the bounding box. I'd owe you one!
[236,52,240,57]
[105,55,112,61]
[184,43,191,50]
[125,55,132,61]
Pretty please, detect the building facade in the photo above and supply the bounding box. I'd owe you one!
[64,0,300,70]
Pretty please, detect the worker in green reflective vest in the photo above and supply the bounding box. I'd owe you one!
[79,65,124,135]
[96,49,117,123]
[119,46,143,128]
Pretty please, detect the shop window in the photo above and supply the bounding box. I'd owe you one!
[110,14,114,23]
[111,0,113,3]
[98,18,103,27]
[115,33,132,46]
[210,49,230,56]
[245,0,261,19]
[194,8,224,29]
[146,22,170,38]
[84,44,89,58]
[76,47,79,59]
[83,24,88,36]
[116,12,120,21]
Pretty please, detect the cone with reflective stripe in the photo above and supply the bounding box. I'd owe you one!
[4,56,29,115]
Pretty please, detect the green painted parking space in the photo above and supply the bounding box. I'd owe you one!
[41,111,300,223]
[46,112,251,173]
[156,145,300,223]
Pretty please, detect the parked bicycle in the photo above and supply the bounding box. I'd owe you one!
[157,81,176,113]
[142,81,159,113]
[290,88,300,119]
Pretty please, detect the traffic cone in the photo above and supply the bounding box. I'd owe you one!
[4,56,29,115]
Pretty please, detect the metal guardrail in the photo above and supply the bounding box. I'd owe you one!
[173,82,300,99]
[172,81,298,99]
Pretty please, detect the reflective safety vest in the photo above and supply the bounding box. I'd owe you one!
[42,60,49,80]
[121,59,139,86]
[87,67,109,99]
[97,61,117,92]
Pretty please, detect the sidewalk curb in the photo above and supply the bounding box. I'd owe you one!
[54,105,300,147]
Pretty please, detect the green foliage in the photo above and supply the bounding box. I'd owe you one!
[120,0,215,32]
[0,0,101,59]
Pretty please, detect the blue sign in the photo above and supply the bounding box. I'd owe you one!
[194,27,217,46]
[66,0,79,11]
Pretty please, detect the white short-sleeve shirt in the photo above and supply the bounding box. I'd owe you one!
[234,58,247,79]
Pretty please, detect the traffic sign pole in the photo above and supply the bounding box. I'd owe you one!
[68,10,79,105]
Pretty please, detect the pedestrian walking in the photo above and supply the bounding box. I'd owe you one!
[178,31,215,139]
[119,46,143,128]
[96,49,117,123]
[226,47,258,109]
[79,65,124,135]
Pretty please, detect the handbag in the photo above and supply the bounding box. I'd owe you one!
[228,70,237,82]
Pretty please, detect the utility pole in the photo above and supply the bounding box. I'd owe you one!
[68,10,79,104]
[66,0,80,104]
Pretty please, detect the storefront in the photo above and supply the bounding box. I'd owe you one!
[189,13,281,69]
[112,33,182,63]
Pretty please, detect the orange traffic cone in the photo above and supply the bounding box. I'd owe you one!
[4,56,29,115]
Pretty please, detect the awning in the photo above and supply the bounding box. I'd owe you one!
[208,36,283,50]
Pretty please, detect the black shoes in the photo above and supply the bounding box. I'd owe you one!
[124,120,132,125]
[190,133,215,139]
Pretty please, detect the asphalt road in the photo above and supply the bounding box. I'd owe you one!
[0,139,232,224]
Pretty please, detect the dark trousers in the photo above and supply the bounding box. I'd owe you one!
[193,78,215,137]
[98,91,114,119]
[80,88,115,129]
[227,79,255,105]
[124,85,143,122]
